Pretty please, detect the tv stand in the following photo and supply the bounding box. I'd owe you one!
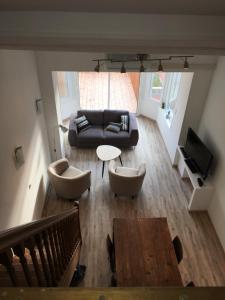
[175,146,214,211]
[184,158,198,173]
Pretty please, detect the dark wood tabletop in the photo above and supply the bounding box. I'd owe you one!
[113,218,183,287]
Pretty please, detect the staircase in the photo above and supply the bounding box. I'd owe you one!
[0,206,81,287]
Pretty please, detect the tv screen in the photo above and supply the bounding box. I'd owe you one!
[184,128,213,179]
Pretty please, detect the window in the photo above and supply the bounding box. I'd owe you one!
[151,73,165,102]
[163,73,182,126]
[79,72,137,112]
[166,73,181,108]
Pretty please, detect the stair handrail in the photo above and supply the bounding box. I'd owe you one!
[0,207,78,252]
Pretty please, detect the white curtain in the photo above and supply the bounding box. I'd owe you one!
[136,73,153,115]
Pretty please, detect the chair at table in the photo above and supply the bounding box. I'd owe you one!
[186,281,195,287]
[48,158,91,200]
[106,234,116,273]
[108,160,146,198]
[173,236,183,264]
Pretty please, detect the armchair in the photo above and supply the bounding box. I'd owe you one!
[108,160,146,198]
[48,158,91,199]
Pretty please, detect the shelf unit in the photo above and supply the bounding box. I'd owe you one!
[175,146,214,211]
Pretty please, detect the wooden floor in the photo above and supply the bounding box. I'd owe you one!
[43,116,225,288]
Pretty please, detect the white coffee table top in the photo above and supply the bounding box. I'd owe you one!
[96,145,121,162]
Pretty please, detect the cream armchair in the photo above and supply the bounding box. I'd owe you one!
[48,158,91,200]
[108,160,146,198]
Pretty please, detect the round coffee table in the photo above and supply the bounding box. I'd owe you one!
[96,145,123,177]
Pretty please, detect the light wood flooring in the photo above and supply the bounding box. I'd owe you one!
[43,116,225,287]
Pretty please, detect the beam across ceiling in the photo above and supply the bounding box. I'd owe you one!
[0,12,225,55]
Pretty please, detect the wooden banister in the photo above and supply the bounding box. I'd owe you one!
[0,207,82,287]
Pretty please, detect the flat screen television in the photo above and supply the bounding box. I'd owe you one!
[184,128,213,179]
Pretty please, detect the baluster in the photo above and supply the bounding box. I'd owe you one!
[35,233,51,286]
[53,225,63,274]
[61,219,70,264]
[55,224,66,270]
[13,244,32,286]
[74,213,80,249]
[25,237,43,286]
[67,217,74,257]
[77,209,82,242]
[0,249,18,286]
[48,228,60,280]
[73,209,81,249]
[57,222,67,269]
[70,216,76,253]
[42,231,57,286]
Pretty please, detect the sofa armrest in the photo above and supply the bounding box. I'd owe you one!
[68,113,79,146]
[129,113,139,145]
[69,113,78,133]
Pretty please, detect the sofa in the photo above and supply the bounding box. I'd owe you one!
[68,109,139,148]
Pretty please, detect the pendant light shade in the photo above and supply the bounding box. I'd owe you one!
[140,62,145,72]
[158,60,163,72]
[184,57,189,70]
[94,60,100,72]
[120,62,126,73]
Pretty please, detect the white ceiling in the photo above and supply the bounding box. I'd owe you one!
[1,0,225,16]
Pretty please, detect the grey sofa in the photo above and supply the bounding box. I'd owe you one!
[68,109,139,148]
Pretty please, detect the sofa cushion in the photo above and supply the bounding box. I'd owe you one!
[74,115,91,132]
[110,122,122,128]
[105,124,121,133]
[104,130,130,139]
[116,167,138,177]
[78,126,104,144]
[121,114,129,131]
[77,110,104,126]
[104,109,129,125]
[61,166,82,178]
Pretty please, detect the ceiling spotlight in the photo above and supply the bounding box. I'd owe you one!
[94,60,100,72]
[139,62,145,72]
[158,60,163,72]
[184,57,189,70]
[120,62,126,73]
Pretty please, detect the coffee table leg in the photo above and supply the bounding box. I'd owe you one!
[119,155,123,166]
[102,161,105,177]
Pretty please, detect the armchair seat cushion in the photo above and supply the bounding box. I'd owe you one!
[62,166,82,178]
[116,167,138,177]
[108,160,146,197]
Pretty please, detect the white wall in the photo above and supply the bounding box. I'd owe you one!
[179,69,214,145]
[198,57,225,250]
[36,51,105,160]
[157,73,194,162]
[0,50,51,230]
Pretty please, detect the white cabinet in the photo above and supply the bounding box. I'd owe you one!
[175,146,214,211]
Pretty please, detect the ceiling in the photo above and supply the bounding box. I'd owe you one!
[1,0,225,16]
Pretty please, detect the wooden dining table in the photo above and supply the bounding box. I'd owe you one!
[113,218,183,287]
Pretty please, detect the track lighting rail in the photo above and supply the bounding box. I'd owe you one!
[93,54,194,73]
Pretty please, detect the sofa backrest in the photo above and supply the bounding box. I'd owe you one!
[103,109,129,125]
[77,110,104,126]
